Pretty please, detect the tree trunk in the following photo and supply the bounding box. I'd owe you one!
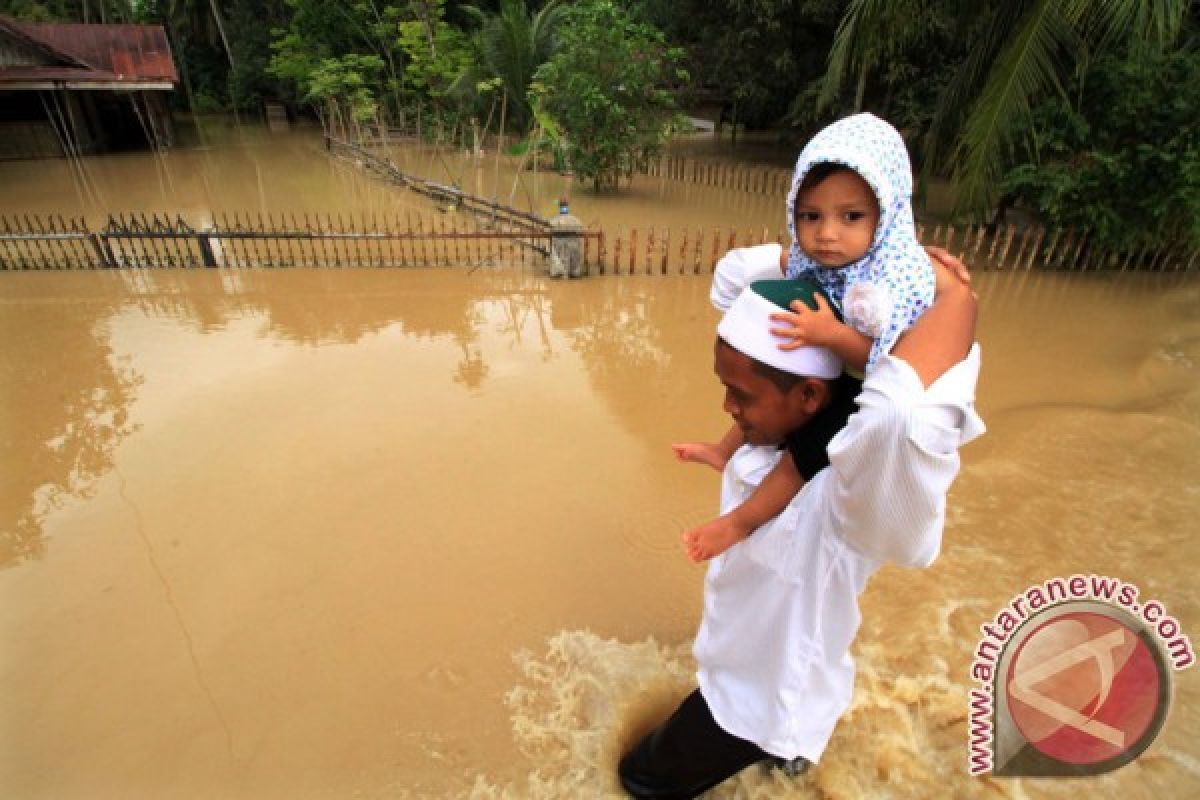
[209,0,236,71]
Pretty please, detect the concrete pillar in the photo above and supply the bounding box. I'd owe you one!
[548,197,584,279]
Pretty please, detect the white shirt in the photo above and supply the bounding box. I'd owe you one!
[694,345,985,762]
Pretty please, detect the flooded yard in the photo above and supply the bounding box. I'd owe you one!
[1,265,1197,799]
[0,117,786,237]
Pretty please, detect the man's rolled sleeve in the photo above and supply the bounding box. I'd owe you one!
[826,345,984,567]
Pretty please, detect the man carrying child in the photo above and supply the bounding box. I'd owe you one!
[619,252,982,797]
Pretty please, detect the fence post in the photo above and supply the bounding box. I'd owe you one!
[90,233,116,268]
[548,198,584,278]
[197,229,219,267]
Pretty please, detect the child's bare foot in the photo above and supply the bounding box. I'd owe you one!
[681,515,750,562]
[671,442,727,471]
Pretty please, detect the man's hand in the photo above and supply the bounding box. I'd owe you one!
[768,293,845,351]
[924,246,975,298]
[672,442,728,472]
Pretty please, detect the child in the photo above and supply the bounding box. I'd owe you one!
[676,113,935,562]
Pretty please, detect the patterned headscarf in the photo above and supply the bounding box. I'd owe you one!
[784,113,934,372]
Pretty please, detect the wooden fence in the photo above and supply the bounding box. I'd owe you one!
[639,155,793,196]
[2,213,1195,273]
[583,221,1198,275]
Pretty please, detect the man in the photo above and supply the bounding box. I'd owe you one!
[620,255,983,798]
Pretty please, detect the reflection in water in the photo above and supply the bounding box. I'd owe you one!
[0,277,142,567]
[0,269,1197,800]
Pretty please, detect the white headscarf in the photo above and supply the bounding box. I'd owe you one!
[784,113,934,371]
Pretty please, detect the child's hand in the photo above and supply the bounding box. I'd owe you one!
[681,514,751,562]
[671,442,727,472]
[768,294,844,350]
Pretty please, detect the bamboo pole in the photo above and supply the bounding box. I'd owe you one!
[1024,226,1047,270]
[661,226,670,274]
[996,225,1017,269]
[1009,226,1033,271]
[1040,228,1062,269]
[646,226,656,276]
[678,227,689,275]
[614,227,624,276]
[1060,230,1080,271]
[966,225,985,267]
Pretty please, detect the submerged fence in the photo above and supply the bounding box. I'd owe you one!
[1,213,1195,273]
[583,220,1196,275]
[326,136,549,234]
[0,213,559,269]
[639,155,794,197]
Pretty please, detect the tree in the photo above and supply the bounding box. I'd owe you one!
[534,0,686,190]
[459,0,565,131]
[638,0,846,133]
[396,0,472,103]
[1002,42,1200,255]
[303,53,386,138]
[821,0,1191,214]
[268,0,408,120]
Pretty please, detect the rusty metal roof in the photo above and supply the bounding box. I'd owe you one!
[0,15,177,86]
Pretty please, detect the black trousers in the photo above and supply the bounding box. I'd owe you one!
[618,689,771,799]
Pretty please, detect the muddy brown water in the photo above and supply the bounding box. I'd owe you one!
[2,119,1199,798]
[1,265,1197,800]
[0,118,785,236]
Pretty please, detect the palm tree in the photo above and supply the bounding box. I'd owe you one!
[461,0,566,131]
[820,0,1190,214]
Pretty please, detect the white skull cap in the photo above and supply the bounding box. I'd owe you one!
[710,243,783,311]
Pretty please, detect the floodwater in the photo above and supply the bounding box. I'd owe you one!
[1,265,1198,800]
[0,117,784,236]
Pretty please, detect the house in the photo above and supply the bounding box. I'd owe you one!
[0,15,178,159]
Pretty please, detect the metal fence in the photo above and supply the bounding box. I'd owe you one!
[2,213,1195,273]
[0,212,561,269]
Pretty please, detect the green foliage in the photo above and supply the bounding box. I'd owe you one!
[0,0,133,22]
[534,0,687,190]
[1002,44,1200,253]
[268,0,408,120]
[305,53,386,127]
[459,0,565,130]
[395,0,471,99]
[637,0,845,130]
[823,0,1192,214]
